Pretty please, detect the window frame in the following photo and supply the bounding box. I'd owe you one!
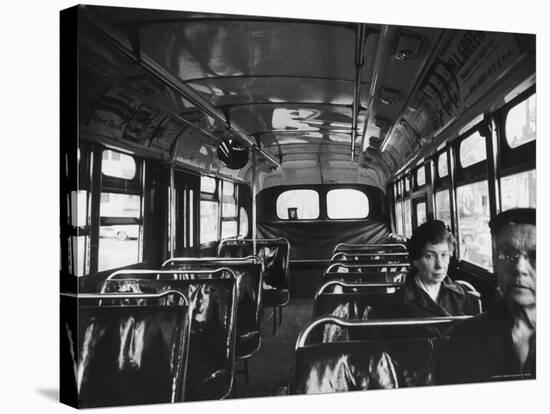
[275,188,321,221]
[326,188,370,220]
[497,88,536,176]
[95,147,145,275]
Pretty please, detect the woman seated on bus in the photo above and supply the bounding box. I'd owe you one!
[397,220,479,336]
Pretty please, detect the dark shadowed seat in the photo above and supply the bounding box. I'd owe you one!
[161,257,263,362]
[68,290,192,408]
[100,268,239,401]
[219,238,290,334]
[290,315,472,394]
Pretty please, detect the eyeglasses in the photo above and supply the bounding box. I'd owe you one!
[496,248,536,266]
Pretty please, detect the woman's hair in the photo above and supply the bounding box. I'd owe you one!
[407,220,456,260]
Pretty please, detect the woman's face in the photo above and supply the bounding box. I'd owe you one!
[412,241,451,286]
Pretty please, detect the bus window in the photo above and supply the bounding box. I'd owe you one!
[221,180,238,238]
[70,190,88,228]
[276,189,319,220]
[403,199,412,237]
[101,150,136,179]
[416,167,426,187]
[505,94,536,148]
[415,200,427,227]
[221,220,238,239]
[69,235,89,277]
[435,190,452,227]
[239,207,249,237]
[501,170,536,210]
[201,176,217,193]
[395,201,403,235]
[459,131,486,168]
[326,189,369,219]
[200,200,219,243]
[98,193,143,272]
[437,152,448,178]
[456,181,492,270]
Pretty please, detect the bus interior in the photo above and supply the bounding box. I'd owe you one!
[60,4,536,407]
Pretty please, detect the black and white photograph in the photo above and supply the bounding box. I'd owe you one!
[2,1,548,413]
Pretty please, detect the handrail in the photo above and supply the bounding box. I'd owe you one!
[162,255,263,269]
[295,315,472,350]
[330,252,409,262]
[333,243,408,254]
[314,280,405,299]
[325,262,410,274]
[454,280,483,313]
[105,268,236,281]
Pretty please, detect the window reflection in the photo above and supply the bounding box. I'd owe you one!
[501,170,536,210]
[456,181,492,270]
[506,94,536,148]
[460,131,486,168]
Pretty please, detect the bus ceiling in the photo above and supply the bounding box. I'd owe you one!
[77,5,535,192]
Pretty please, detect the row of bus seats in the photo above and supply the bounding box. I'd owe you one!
[63,237,290,407]
[289,243,482,393]
[218,237,291,335]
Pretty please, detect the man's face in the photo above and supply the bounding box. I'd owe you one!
[494,224,536,308]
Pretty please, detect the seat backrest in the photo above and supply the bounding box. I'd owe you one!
[162,257,263,359]
[333,243,408,255]
[324,270,407,284]
[218,238,290,290]
[312,282,404,342]
[454,279,483,314]
[101,269,238,401]
[291,339,435,394]
[330,252,409,264]
[326,262,410,275]
[72,291,192,408]
[291,315,472,394]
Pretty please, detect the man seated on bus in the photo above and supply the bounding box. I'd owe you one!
[397,220,479,336]
[438,208,536,384]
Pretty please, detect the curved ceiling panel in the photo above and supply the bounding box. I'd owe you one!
[185,77,370,108]
[140,21,357,81]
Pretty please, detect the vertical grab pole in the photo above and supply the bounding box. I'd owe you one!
[252,149,257,256]
[169,166,175,259]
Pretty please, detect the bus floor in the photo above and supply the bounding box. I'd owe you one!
[231,298,313,399]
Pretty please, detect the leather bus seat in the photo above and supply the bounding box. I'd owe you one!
[291,339,434,394]
[312,282,405,343]
[219,238,290,334]
[162,257,263,360]
[291,316,472,395]
[100,270,238,401]
[71,291,192,408]
[324,270,407,285]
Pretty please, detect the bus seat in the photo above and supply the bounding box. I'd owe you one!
[218,238,291,334]
[326,262,410,275]
[291,316,473,394]
[324,270,407,285]
[333,243,408,255]
[291,340,435,394]
[71,290,192,408]
[162,257,264,361]
[100,269,239,401]
[454,279,483,314]
[312,282,405,342]
[330,252,409,264]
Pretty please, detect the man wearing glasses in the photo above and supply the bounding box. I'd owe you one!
[439,208,536,384]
